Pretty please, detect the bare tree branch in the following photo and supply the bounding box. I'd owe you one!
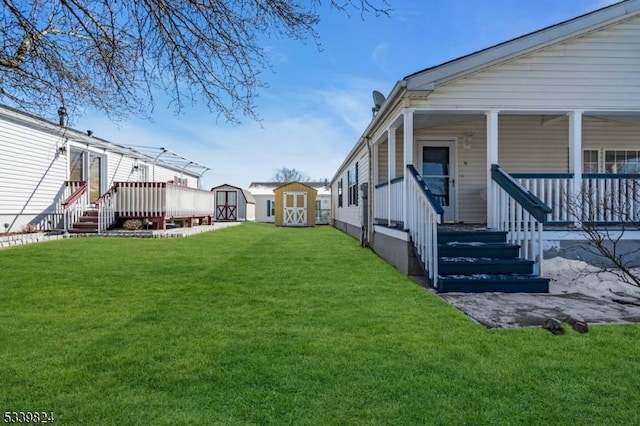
[0,0,390,123]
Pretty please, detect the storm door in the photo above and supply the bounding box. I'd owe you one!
[69,148,105,203]
[419,141,456,222]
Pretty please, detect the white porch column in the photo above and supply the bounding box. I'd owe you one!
[387,126,397,226]
[403,109,415,228]
[568,110,583,225]
[486,110,499,228]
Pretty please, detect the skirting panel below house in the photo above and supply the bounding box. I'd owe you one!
[371,229,423,276]
[332,219,361,240]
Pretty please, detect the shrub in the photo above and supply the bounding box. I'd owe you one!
[123,219,143,230]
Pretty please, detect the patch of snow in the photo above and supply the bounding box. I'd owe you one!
[438,256,640,329]
[544,256,640,302]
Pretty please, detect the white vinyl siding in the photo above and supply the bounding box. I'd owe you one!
[333,146,368,228]
[424,16,640,110]
[253,195,275,223]
[151,164,198,188]
[108,154,141,184]
[0,116,67,231]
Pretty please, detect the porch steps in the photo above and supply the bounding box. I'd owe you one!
[70,210,99,233]
[436,229,549,293]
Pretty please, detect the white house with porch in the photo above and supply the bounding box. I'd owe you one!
[331,0,640,292]
[0,104,214,234]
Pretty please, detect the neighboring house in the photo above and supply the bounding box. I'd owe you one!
[248,181,331,224]
[210,184,255,222]
[332,0,640,292]
[0,104,213,233]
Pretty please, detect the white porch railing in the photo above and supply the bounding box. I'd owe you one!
[581,174,640,223]
[62,181,88,231]
[492,165,551,275]
[513,173,640,224]
[374,177,404,224]
[513,173,573,223]
[406,165,443,287]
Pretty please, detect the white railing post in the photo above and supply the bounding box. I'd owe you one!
[493,166,548,275]
[406,166,441,288]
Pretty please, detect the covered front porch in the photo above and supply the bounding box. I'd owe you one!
[369,108,640,291]
[372,108,640,228]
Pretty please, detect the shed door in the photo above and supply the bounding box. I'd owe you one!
[283,192,307,226]
[216,191,237,221]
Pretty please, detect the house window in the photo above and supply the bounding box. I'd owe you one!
[584,149,640,174]
[338,178,343,208]
[174,176,188,186]
[583,150,599,174]
[347,162,359,206]
[605,150,640,174]
[266,199,275,217]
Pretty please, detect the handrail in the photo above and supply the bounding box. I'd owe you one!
[374,176,404,189]
[491,164,551,275]
[61,182,88,208]
[491,165,551,223]
[407,165,445,222]
[406,164,442,288]
[583,173,640,179]
[511,172,574,179]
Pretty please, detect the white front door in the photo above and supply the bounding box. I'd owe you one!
[419,140,457,222]
[283,192,307,226]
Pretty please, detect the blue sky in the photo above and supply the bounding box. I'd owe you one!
[79,0,617,189]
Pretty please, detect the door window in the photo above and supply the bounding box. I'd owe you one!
[422,147,450,206]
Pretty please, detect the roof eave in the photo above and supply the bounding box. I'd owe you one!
[407,0,640,90]
[330,80,408,184]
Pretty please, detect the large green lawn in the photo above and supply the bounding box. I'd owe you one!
[1,223,639,425]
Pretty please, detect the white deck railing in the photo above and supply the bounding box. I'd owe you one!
[96,185,117,233]
[492,165,551,275]
[513,174,573,223]
[316,209,331,225]
[62,181,88,231]
[581,174,640,223]
[406,166,443,287]
[166,183,215,218]
[513,173,640,224]
[374,177,404,224]
[115,182,167,217]
[114,182,214,218]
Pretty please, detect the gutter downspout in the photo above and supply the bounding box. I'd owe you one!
[366,136,374,248]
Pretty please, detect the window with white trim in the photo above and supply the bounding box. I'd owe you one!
[266,199,275,217]
[338,178,343,208]
[583,149,640,174]
[347,162,359,206]
[605,150,640,174]
[583,150,599,174]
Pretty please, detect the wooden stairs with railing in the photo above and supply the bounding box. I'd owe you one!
[435,229,549,293]
[69,209,99,234]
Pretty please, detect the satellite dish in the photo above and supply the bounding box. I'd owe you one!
[372,90,386,109]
